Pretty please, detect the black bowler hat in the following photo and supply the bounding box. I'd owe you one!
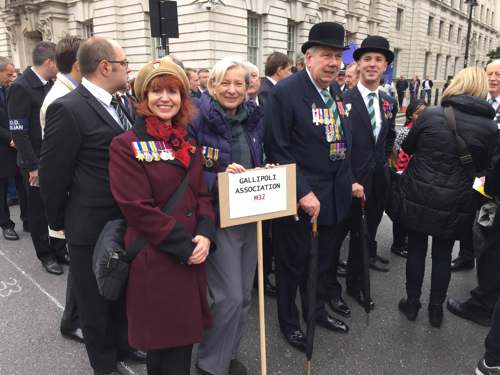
[353,35,394,63]
[301,22,349,54]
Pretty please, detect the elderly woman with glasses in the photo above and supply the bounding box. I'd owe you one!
[189,57,264,375]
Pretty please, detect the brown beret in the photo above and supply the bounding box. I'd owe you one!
[134,56,190,101]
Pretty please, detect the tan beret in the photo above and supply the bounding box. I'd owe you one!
[134,56,190,101]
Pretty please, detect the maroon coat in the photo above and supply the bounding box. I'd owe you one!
[109,118,215,350]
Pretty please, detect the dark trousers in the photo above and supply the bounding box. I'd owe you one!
[0,175,27,229]
[485,298,500,366]
[406,231,454,304]
[456,227,474,261]
[263,220,274,277]
[60,268,80,331]
[147,345,193,375]
[23,173,66,260]
[423,89,432,104]
[273,212,338,334]
[68,243,130,373]
[397,91,405,107]
[392,220,408,247]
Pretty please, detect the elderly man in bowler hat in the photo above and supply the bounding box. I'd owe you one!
[325,35,398,310]
[264,22,354,351]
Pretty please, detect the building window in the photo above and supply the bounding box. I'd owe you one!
[81,20,94,39]
[424,52,431,77]
[287,21,297,62]
[486,9,490,24]
[396,8,403,31]
[448,24,453,41]
[454,56,459,74]
[247,13,261,66]
[438,20,444,39]
[434,54,441,80]
[427,16,434,36]
[492,12,495,26]
[457,27,462,44]
[459,0,463,11]
[480,4,484,22]
[444,55,450,80]
[393,48,400,78]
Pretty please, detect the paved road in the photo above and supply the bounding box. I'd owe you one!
[0,205,487,375]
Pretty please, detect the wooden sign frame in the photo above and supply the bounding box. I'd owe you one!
[218,164,297,228]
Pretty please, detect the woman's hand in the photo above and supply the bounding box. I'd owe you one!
[188,235,211,265]
[225,163,246,174]
[264,163,279,168]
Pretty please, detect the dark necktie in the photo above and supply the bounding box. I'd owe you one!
[111,96,132,131]
[367,92,377,132]
[0,87,5,106]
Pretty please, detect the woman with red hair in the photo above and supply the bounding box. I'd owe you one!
[108,59,215,374]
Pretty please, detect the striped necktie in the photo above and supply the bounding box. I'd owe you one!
[111,96,132,131]
[367,92,377,132]
[489,98,499,112]
[321,89,334,108]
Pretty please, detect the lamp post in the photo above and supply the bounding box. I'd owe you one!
[463,0,478,68]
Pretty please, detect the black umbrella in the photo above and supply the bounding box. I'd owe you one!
[360,198,373,316]
[305,220,319,375]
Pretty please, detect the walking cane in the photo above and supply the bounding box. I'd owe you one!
[305,219,319,375]
[360,197,373,324]
[256,220,267,375]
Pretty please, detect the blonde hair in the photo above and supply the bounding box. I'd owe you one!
[207,57,249,96]
[442,67,488,99]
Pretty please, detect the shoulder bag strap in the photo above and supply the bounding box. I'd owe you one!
[443,106,476,180]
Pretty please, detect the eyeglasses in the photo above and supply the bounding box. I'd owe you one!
[107,59,129,68]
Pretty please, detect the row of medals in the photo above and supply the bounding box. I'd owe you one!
[312,107,346,161]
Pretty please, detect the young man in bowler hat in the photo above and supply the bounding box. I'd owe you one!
[264,22,353,352]
[325,35,398,310]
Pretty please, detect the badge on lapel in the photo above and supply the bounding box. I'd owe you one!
[383,99,394,120]
[344,103,352,118]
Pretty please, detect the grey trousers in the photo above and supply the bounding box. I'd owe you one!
[197,223,257,375]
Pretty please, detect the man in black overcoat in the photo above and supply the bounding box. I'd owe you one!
[326,36,398,309]
[40,37,140,374]
[264,22,353,351]
[258,51,292,110]
[7,42,67,275]
[0,57,27,241]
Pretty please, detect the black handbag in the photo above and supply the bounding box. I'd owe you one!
[93,173,190,301]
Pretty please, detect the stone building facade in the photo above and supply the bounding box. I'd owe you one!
[0,0,498,87]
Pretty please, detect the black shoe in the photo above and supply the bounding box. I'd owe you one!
[195,365,213,375]
[264,278,276,298]
[61,326,84,343]
[41,256,63,275]
[390,244,408,258]
[229,359,247,375]
[398,298,421,321]
[337,266,347,277]
[56,251,70,266]
[369,257,390,272]
[451,256,474,272]
[428,303,443,327]
[328,296,351,318]
[446,298,492,327]
[283,329,307,352]
[476,358,500,374]
[375,255,389,264]
[338,259,348,268]
[347,288,375,310]
[123,350,147,363]
[316,313,349,333]
[3,227,19,241]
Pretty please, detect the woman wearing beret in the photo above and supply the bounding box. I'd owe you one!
[189,57,264,375]
[108,59,215,374]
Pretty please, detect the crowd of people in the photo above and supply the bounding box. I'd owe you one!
[1,20,500,375]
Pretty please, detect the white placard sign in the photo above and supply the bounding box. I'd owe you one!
[228,167,287,219]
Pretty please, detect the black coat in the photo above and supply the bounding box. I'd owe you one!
[258,77,274,111]
[399,95,498,239]
[264,69,353,226]
[40,84,125,246]
[343,86,397,201]
[8,67,52,172]
[395,79,409,92]
[0,87,17,178]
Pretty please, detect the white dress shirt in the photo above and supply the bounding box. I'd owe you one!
[265,76,277,86]
[81,78,121,126]
[31,67,48,85]
[357,81,382,141]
